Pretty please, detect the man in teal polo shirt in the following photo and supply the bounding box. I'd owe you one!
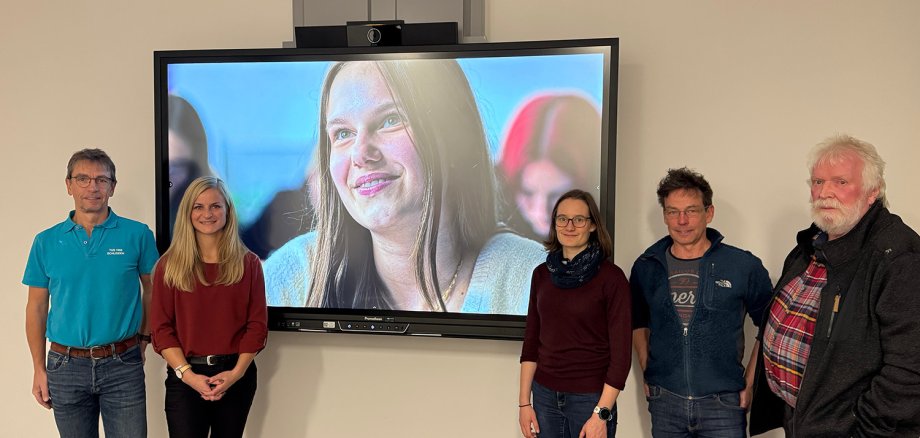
[24,148,159,438]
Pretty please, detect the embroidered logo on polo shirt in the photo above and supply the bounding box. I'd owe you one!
[107,248,125,256]
[715,279,732,288]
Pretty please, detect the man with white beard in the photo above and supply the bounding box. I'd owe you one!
[749,135,920,437]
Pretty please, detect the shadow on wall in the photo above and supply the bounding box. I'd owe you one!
[247,331,323,436]
[629,354,654,438]
[246,331,523,436]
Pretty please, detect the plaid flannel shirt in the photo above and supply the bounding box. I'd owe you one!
[762,258,826,407]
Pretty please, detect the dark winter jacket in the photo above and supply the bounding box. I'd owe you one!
[750,201,920,437]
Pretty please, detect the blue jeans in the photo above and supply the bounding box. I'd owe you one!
[646,385,746,438]
[46,345,147,438]
[532,381,617,438]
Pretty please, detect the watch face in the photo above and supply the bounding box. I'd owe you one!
[596,407,611,421]
[175,365,189,379]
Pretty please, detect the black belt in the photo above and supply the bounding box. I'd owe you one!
[188,354,238,366]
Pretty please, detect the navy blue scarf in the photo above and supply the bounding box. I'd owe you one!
[546,242,604,289]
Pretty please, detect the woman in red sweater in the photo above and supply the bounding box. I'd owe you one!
[519,189,632,438]
[151,176,267,437]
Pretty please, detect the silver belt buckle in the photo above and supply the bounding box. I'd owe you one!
[89,345,106,359]
[206,355,217,366]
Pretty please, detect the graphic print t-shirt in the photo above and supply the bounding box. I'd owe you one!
[665,249,700,328]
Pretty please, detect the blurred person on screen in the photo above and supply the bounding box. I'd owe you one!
[168,94,213,235]
[498,94,602,241]
[240,161,318,259]
[264,59,546,313]
[518,189,631,438]
[151,176,267,437]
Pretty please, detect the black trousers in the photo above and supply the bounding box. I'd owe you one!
[164,361,257,438]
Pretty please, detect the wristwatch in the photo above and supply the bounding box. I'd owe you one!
[593,406,613,421]
[174,364,192,379]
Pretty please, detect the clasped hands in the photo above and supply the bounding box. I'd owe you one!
[181,369,241,401]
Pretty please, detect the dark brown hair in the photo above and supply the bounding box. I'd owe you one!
[544,189,612,258]
[656,167,712,208]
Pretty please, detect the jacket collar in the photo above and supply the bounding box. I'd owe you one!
[795,200,887,267]
[641,227,725,261]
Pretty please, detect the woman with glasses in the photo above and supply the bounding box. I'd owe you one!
[497,94,602,242]
[518,189,631,438]
[263,59,546,314]
[151,176,267,438]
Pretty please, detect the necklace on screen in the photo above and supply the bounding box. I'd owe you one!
[439,257,464,305]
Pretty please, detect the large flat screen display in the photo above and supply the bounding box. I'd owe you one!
[154,38,618,339]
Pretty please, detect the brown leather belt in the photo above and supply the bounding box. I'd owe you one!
[50,336,139,359]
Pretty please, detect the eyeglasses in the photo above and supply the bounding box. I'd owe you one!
[663,206,708,220]
[555,215,591,228]
[69,175,114,188]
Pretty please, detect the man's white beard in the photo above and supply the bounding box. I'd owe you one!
[811,197,866,238]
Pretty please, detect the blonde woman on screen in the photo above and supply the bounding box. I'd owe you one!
[264,59,545,314]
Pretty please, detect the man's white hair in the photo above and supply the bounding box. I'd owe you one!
[807,134,888,208]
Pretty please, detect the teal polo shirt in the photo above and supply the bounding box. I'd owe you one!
[23,209,159,347]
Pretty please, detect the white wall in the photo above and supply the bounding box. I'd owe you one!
[3,1,918,436]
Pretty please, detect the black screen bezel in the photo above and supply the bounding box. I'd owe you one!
[153,38,618,340]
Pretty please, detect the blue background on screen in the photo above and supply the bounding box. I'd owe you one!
[167,53,604,225]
